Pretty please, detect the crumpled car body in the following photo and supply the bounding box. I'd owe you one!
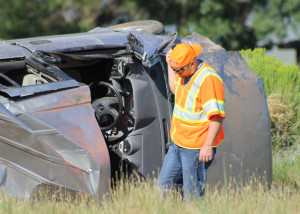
[0,21,272,199]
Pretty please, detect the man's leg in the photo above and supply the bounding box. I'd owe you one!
[180,147,216,199]
[179,147,201,199]
[157,142,182,195]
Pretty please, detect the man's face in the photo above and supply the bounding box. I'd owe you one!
[170,61,192,77]
[176,63,192,78]
[170,57,198,78]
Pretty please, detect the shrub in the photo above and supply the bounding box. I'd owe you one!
[240,48,300,100]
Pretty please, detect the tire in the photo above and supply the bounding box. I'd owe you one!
[106,20,165,35]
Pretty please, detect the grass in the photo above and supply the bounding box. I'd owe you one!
[272,138,300,190]
[0,141,299,214]
[0,175,299,214]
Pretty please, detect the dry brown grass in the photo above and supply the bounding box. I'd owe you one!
[267,94,300,150]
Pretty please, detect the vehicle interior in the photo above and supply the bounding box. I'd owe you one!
[0,49,141,180]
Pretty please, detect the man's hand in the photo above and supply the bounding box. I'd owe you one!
[166,49,172,64]
[166,48,176,94]
[199,115,223,162]
[199,145,213,162]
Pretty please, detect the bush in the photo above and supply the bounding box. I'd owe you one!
[240,48,300,151]
[240,48,300,99]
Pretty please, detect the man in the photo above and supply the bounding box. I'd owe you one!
[157,43,226,199]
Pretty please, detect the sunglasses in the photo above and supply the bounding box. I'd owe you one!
[171,63,189,73]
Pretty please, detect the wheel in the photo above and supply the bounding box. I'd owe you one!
[106,20,165,35]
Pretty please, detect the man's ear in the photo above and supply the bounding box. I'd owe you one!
[190,59,196,67]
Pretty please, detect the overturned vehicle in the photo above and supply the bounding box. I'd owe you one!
[0,21,272,199]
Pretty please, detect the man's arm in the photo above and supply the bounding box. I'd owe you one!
[166,49,176,94]
[199,115,223,162]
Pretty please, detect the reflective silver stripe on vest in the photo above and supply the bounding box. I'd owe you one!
[203,100,225,114]
[186,67,216,111]
[173,104,208,122]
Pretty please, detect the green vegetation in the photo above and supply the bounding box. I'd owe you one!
[240,48,300,103]
[241,48,300,192]
[241,48,300,151]
[0,0,101,39]
[3,0,300,50]
[251,0,300,44]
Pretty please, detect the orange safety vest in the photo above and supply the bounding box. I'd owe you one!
[170,61,225,149]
